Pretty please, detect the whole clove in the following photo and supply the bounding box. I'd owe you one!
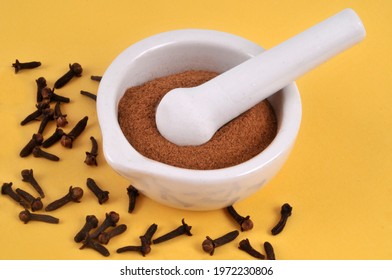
[1,182,29,208]
[84,136,98,166]
[15,188,43,212]
[54,101,68,127]
[80,90,97,101]
[126,185,139,213]
[12,59,41,73]
[202,230,239,256]
[61,116,88,148]
[153,219,192,244]
[36,77,47,102]
[227,205,254,231]
[90,75,102,82]
[80,235,110,257]
[98,224,127,245]
[74,215,99,243]
[19,209,59,224]
[21,169,45,198]
[86,178,109,204]
[42,128,64,148]
[271,203,293,235]
[54,63,83,89]
[32,146,60,161]
[20,133,43,157]
[238,238,265,259]
[264,241,276,260]
[45,186,83,211]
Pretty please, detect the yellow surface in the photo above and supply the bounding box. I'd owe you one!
[0,0,391,260]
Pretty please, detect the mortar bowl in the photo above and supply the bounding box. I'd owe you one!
[97,29,302,211]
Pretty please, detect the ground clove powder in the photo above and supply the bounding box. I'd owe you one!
[118,70,277,170]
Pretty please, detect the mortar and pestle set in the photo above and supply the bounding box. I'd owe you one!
[97,9,365,210]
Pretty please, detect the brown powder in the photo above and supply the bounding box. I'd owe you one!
[118,70,277,170]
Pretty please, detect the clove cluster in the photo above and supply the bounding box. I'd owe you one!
[75,211,127,257]
[18,62,91,162]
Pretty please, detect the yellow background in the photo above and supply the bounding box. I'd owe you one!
[0,0,391,260]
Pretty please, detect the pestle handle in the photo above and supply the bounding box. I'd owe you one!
[156,8,366,146]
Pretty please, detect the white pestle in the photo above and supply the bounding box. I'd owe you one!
[156,8,366,146]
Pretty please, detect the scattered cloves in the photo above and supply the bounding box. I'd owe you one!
[15,188,43,212]
[60,116,88,148]
[153,218,192,244]
[238,238,265,259]
[126,185,139,213]
[80,235,110,257]
[42,127,64,148]
[80,90,97,101]
[202,230,239,256]
[264,241,276,260]
[21,169,45,198]
[86,178,109,204]
[19,209,59,224]
[89,211,120,239]
[84,136,98,166]
[227,205,254,231]
[54,101,68,127]
[32,146,60,161]
[1,182,29,208]
[271,203,292,235]
[45,186,83,211]
[20,133,43,157]
[98,224,127,245]
[54,63,83,89]
[12,59,41,73]
[74,215,99,243]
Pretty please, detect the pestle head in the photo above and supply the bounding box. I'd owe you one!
[156,87,218,146]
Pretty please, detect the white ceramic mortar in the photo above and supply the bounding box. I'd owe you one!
[96,29,302,211]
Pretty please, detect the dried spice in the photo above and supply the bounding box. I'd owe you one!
[118,70,277,170]
[238,238,265,259]
[74,215,99,243]
[227,205,254,231]
[86,178,109,204]
[202,230,239,256]
[21,169,45,198]
[12,59,41,73]
[60,116,88,148]
[271,203,293,235]
[126,185,139,213]
[153,219,192,244]
[84,136,98,166]
[54,63,83,89]
[45,186,83,211]
[19,209,59,224]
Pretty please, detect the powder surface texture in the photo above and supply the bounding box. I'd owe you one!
[118,70,277,170]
